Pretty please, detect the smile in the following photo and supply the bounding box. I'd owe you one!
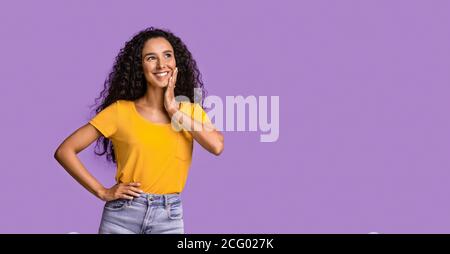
[154,71,169,77]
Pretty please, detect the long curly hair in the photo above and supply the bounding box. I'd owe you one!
[91,27,206,163]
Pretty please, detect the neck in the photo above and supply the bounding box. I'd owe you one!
[136,84,165,110]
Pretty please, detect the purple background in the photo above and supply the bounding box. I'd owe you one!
[1,0,449,233]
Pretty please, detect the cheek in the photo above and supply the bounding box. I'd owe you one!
[169,58,176,67]
[142,63,155,74]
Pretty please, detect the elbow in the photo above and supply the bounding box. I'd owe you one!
[54,145,70,162]
[211,132,224,156]
[54,146,63,162]
[212,141,224,156]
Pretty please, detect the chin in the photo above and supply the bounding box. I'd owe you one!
[148,79,168,88]
[158,81,169,88]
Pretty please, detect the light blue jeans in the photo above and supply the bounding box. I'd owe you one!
[98,193,184,234]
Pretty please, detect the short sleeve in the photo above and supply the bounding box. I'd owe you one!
[89,102,118,138]
[180,102,211,125]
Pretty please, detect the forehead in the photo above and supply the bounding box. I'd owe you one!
[142,37,173,54]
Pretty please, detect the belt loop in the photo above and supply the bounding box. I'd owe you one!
[164,195,169,209]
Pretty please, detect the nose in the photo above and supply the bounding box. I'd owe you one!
[157,59,166,69]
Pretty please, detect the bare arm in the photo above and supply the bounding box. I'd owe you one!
[164,67,224,156]
[170,110,224,155]
[54,123,143,201]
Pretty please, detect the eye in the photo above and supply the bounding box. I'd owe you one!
[165,53,172,58]
[147,56,156,61]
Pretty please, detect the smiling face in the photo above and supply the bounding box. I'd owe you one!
[141,37,176,88]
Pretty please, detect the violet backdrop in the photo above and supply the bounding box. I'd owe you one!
[1,0,449,233]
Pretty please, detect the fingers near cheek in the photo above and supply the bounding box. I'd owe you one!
[174,68,178,86]
[170,76,175,88]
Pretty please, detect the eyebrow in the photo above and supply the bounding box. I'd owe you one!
[143,50,173,58]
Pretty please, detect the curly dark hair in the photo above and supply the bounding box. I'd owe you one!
[91,27,206,163]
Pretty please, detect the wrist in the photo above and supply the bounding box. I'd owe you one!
[96,187,107,201]
[167,108,178,118]
[167,102,181,117]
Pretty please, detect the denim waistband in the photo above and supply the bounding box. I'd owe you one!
[131,192,182,206]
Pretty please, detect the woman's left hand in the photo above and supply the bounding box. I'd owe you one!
[164,66,179,116]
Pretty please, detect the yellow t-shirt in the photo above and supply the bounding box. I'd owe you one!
[89,99,211,194]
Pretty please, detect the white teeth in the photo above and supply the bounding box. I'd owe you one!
[155,72,168,77]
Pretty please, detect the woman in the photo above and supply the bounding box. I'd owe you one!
[54,27,224,234]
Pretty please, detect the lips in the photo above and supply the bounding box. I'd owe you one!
[154,71,169,77]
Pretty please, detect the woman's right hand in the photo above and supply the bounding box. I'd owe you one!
[98,182,144,201]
